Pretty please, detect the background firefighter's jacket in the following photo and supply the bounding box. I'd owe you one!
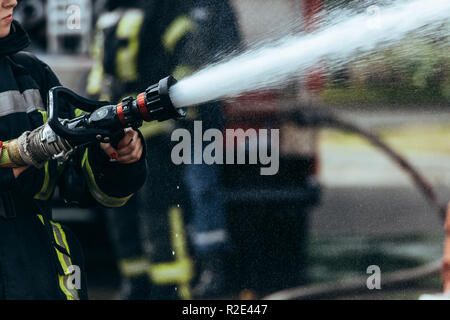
[86,0,241,136]
[85,0,241,299]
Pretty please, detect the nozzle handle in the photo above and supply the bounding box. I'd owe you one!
[48,86,113,146]
[141,76,186,122]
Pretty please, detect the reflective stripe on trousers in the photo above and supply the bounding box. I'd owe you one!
[37,215,80,300]
[148,207,194,300]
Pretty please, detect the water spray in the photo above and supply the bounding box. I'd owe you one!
[3,0,448,170]
[169,0,450,109]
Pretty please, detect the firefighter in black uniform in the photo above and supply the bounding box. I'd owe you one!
[88,0,193,300]
[0,0,147,300]
[87,0,241,299]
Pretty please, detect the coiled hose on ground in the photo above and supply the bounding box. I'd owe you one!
[261,107,446,300]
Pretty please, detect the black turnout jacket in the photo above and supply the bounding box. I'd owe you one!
[0,21,146,299]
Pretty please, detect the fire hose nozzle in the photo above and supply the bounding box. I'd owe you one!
[2,76,186,169]
[138,76,186,122]
[77,76,186,144]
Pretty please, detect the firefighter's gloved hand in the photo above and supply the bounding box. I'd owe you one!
[11,125,73,170]
[1,140,29,178]
[100,128,144,164]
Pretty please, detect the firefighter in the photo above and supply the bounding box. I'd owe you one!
[0,0,147,300]
[88,0,192,300]
[87,0,241,299]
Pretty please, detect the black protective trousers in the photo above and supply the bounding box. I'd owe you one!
[0,215,88,300]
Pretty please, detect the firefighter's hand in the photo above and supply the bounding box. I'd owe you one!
[100,128,144,165]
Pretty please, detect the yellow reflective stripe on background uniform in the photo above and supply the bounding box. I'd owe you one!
[139,120,174,140]
[170,207,189,261]
[87,63,104,96]
[149,258,193,286]
[116,9,144,82]
[119,257,150,278]
[148,207,193,299]
[37,215,79,300]
[82,149,133,207]
[87,18,107,96]
[162,15,197,54]
[169,206,193,300]
[172,65,196,81]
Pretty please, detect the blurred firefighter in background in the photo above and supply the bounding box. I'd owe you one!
[87,0,241,299]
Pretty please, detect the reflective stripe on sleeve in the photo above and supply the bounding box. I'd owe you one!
[162,15,197,54]
[82,149,133,207]
[0,89,45,118]
[34,162,51,201]
[38,110,48,124]
[116,9,144,82]
[34,162,66,201]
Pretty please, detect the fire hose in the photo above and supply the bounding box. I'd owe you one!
[263,108,446,300]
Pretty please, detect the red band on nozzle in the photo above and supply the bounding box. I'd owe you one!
[116,103,126,125]
[137,93,151,121]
